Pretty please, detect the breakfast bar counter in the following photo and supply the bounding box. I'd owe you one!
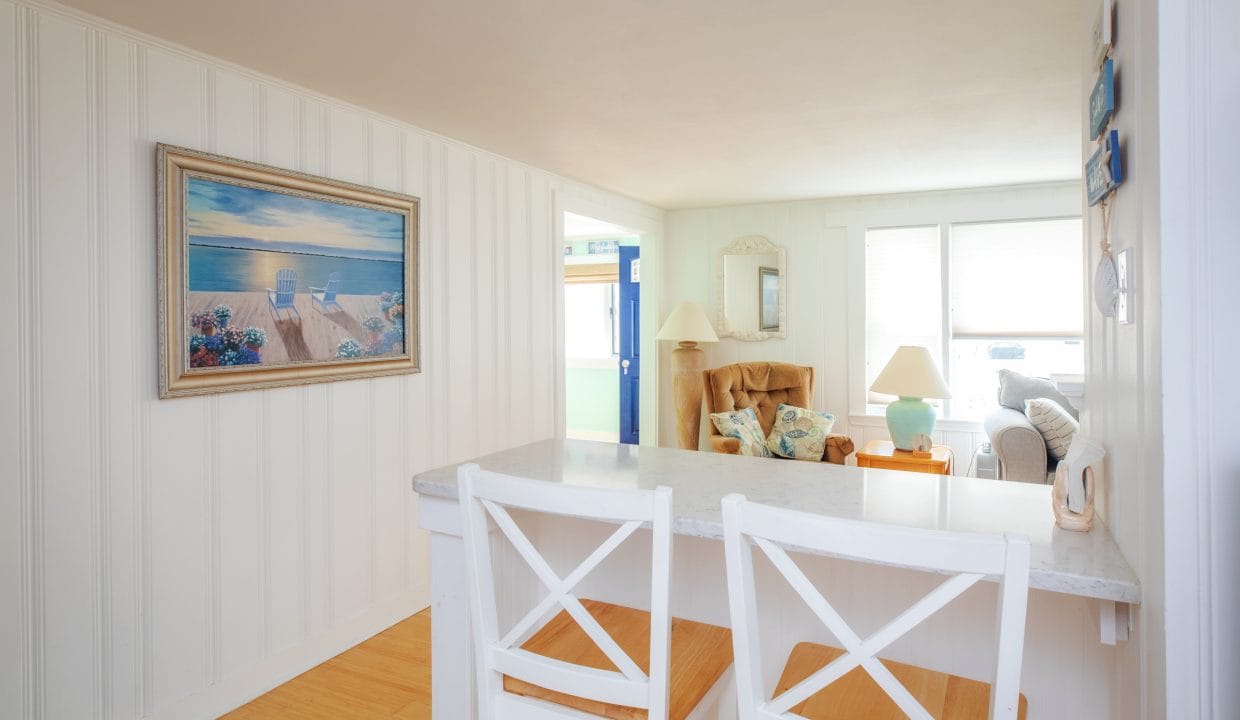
[413,438,1140,719]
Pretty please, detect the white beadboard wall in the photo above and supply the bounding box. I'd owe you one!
[0,1,661,718]
[1080,0,1164,716]
[659,182,1081,451]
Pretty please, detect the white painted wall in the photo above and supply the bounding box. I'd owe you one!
[1156,0,1240,717]
[1077,0,1166,717]
[0,1,661,717]
[658,182,1081,450]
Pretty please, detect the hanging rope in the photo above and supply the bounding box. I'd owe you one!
[1098,196,1113,256]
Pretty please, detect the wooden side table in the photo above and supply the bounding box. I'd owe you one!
[856,439,953,475]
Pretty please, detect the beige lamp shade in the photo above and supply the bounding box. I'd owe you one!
[869,346,951,399]
[656,302,719,343]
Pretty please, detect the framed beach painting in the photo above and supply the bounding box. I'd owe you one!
[157,144,419,398]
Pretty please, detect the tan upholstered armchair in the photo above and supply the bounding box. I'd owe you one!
[703,362,854,464]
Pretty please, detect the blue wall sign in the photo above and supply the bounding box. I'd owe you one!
[1086,129,1124,205]
[1089,59,1116,140]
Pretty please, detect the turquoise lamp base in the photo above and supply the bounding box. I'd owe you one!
[885,396,937,451]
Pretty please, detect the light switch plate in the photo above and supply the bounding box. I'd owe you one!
[1116,248,1134,324]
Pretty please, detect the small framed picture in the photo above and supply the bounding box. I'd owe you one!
[759,266,781,331]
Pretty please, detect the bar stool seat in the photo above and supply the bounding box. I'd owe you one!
[504,599,733,720]
[773,642,1028,719]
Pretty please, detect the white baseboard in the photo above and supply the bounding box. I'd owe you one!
[151,592,428,720]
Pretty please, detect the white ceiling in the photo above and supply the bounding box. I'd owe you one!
[62,0,1083,210]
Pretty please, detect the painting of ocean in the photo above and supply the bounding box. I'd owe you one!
[188,243,403,294]
[182,175,410,369]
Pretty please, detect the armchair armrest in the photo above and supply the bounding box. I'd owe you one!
[709,435,741,454]
[308,286,324,292]
[821,434,854,465]
[984,407,1049,483]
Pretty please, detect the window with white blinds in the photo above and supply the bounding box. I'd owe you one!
[865,218,1084,418]
[865,226,941,401]
[950,218,1084,338]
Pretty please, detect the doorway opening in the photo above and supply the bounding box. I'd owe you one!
[562,212,641,444]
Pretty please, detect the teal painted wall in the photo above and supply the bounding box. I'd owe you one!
[566,367,619,433]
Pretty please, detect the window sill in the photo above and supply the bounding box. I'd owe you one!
[848,412,985,434]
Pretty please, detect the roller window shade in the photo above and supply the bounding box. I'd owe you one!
[865,226,941,399]
[949,219,1084,338]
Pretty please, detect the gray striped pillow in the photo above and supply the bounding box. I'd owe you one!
[1024,398,1078,460]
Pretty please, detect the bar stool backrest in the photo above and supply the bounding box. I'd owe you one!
[721,493,1031,720]
[458,463,674,720]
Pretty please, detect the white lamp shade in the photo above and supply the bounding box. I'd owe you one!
[869,346,951,399]
[656,302,719,343]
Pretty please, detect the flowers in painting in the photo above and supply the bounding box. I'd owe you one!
[361,306,407,355]
[336,338,364,358]
[242,326,266,348]
[219,348,261,366]
[381,324,404,353]
[212,304,233,328]
[379,291,404,322]
[188,320,266,368]
[221,325,245,350]
[189,334,223,367]
[190,311,218,333]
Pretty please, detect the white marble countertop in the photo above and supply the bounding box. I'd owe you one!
[412,439,1140,604]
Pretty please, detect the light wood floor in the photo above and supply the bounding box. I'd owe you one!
[221,608,1018,720]
[222,610,430,719]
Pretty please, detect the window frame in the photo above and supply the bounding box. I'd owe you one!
[563,280,620,361]
[862,215,1084,420]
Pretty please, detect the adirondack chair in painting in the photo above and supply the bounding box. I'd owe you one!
[310,272,342,313]
[267,268,300,321]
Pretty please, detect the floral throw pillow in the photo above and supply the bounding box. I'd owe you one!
[709,407,773,458]
[765,403,836,461]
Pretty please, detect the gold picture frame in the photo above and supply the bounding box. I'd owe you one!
[157,143,420,398]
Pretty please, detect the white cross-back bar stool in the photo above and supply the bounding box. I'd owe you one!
[721,494,1031,720]
[459,464,736,720]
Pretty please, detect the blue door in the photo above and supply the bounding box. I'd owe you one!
[618,246,640,444]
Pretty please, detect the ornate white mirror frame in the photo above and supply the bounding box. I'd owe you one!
[716,235,787,341]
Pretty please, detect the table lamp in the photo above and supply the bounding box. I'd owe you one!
[869,346,951,451]
[656,302,719,450]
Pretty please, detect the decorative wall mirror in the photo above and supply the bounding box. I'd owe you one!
[717,235,787,340]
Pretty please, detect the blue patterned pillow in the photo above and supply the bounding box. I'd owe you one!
[765,403,836,461]
[709,407,773,458]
